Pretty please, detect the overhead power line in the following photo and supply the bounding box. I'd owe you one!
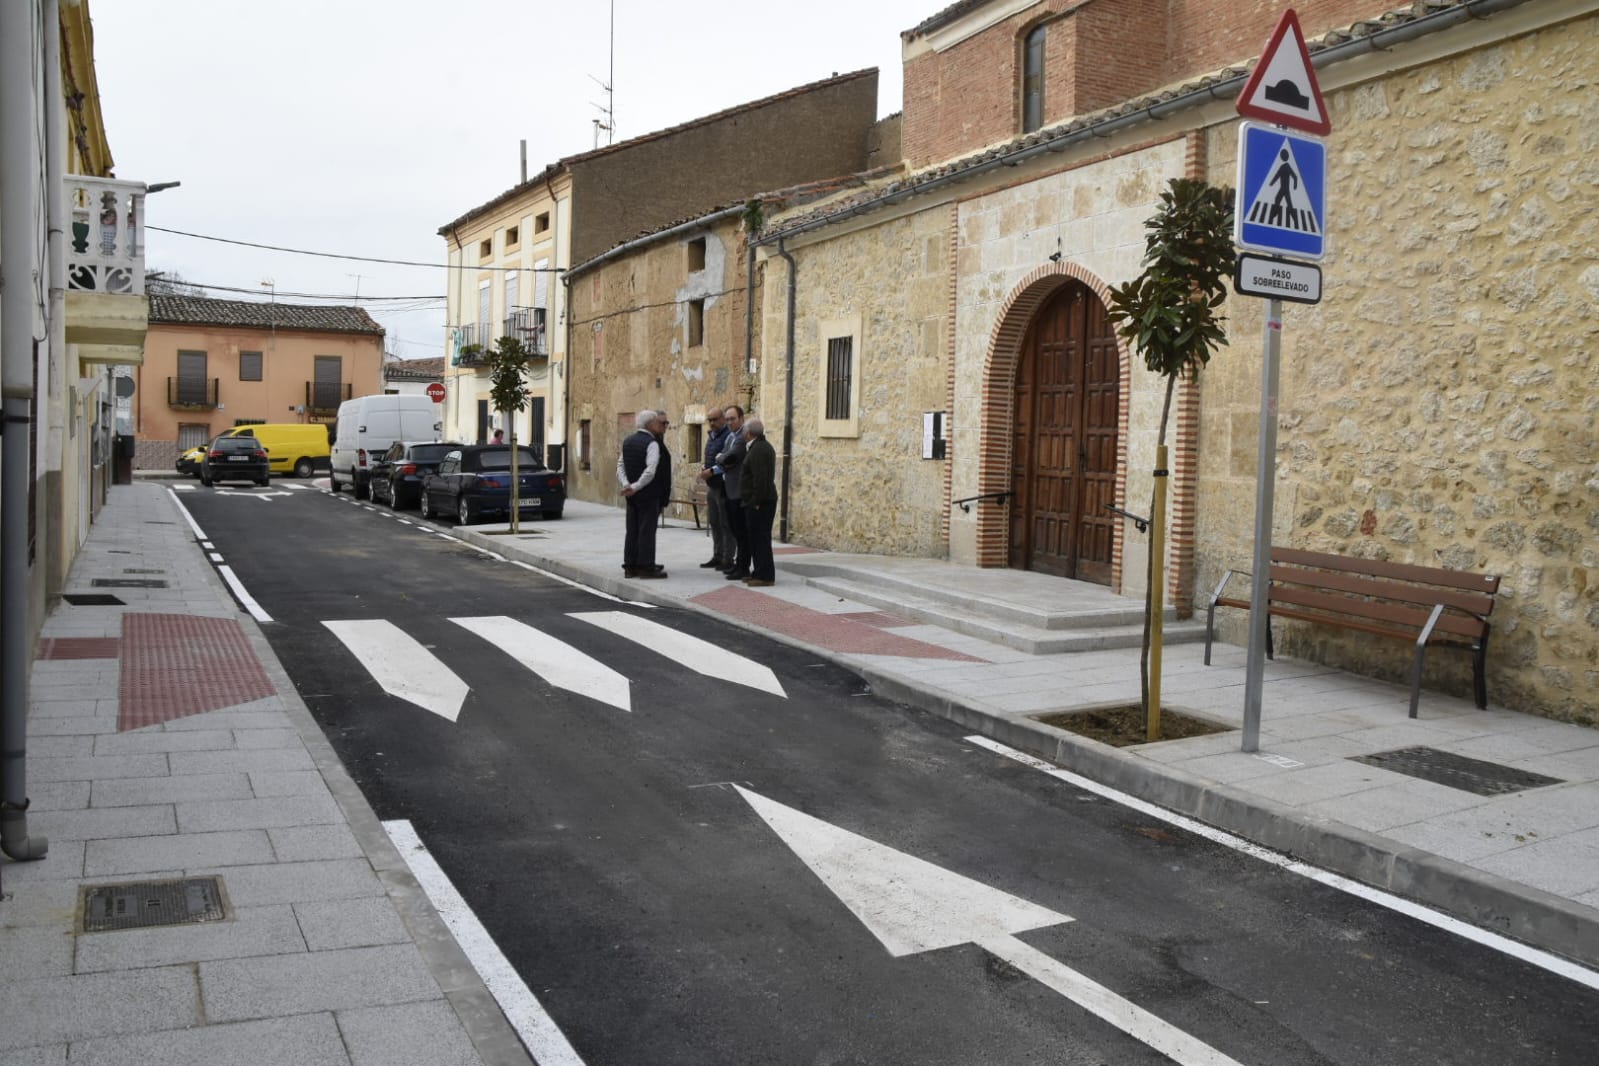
[155,279,446,302]
[147,225,565,273]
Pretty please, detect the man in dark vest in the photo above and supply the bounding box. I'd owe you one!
[738,417,779,587]
[616,409,671,578]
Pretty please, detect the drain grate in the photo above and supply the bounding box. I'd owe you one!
[92,578,169,589]
[63,593,125,606]
[1351,747,1564,796]
[81,877,227,933]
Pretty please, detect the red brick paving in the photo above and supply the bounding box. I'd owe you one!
[692,587,985,662]
[37,637,120,660]
[119,614,276,731]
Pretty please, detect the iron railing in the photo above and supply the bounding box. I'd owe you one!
[167,377,218,409]
[306,381,352,414]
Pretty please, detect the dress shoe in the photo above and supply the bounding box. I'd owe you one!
[744,578,774,587]
[724,569,750,580]
[699,557,725,569]
[623,567,639,578]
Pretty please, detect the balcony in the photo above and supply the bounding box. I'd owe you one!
[504,307,548,357]
[168,377,219,410]
[306,381,352,415]
[65,176,150,363]
[451,325,484,369]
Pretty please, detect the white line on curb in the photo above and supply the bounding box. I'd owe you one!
[383,819,586,1066]
[965,735,1599,992]
[217,564,273,623]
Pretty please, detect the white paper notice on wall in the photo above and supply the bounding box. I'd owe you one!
[922,411,948,460]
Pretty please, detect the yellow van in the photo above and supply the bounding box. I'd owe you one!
[214,424,331,478]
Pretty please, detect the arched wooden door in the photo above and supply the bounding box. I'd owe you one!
[1009,283,1119,583]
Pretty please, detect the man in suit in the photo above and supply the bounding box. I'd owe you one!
[706,405,750,580]
[616,409,671,578]
[698,407,733,570]
[739,417,779,587]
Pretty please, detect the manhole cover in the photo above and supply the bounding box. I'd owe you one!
[92,578,169,589]
[1351,747,1564,796]
[63,593,125,606]
[81,877,227,933]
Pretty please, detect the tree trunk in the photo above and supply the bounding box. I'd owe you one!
[1141,373,1179,717]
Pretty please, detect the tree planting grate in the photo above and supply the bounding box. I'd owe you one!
[1351,747,1564,796]
[63,593,125,606]
[92,578,169,589]
[81,876,227,933]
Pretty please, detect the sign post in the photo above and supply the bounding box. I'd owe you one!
[1233,9,1331,752]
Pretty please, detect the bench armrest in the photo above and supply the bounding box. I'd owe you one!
[1208,568,1249,608]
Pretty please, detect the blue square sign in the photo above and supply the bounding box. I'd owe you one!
[1235,121,1327,261]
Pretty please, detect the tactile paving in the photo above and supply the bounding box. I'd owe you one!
[118,614,276,731]
[693,587,985,662]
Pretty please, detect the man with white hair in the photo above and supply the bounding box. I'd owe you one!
[617,409,671,578]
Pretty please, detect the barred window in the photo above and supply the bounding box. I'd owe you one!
[825,336,853,421]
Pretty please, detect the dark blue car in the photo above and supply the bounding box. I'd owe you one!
[420,445,565,524]
[370,440,461,510]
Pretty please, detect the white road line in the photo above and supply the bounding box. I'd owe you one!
[216,564,272,623]
[965,735,1599,992]
[322,619,469,722]
[383,820,586,1066]
[510,561,631,604]
[208,552,223,563]
[452,616,632,712]
[573,611,785,697]
[166,489,208,539]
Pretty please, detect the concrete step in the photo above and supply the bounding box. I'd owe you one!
[798,574,1208,655]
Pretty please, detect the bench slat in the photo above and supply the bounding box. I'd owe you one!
[1273,547,1500,595]
[1267,562,1496,617]
[1267,584,1488,640]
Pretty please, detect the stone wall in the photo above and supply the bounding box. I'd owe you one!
[763,209,954,557]
[1195,15,1599,722]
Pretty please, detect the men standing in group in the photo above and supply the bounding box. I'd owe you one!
[617,409,671,579]
[739,417,779,587]
[703,405,749,580]
[698,408,733,570]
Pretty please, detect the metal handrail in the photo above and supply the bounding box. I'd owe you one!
[1106,503,1149,533]
[952,491,1011,513]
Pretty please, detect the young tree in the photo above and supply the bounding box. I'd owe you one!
[1106,177,1236,738]
[460,335,536,532]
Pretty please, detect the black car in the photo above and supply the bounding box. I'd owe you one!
[199,434,270,487]
[370,440,462,510]
[420,445,565,524]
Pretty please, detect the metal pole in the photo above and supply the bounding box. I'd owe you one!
[1241,298,1283,752]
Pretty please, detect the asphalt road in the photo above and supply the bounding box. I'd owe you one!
[181,481,1599,1066]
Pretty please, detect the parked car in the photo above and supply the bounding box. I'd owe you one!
[175,445,206,477]
[331,395,441,499]
[370,440,463,510]
[199,434,270,487]
[420,445,565,524]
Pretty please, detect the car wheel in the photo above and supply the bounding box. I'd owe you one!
[200,473,212,487]
[387,485,401,510]
[354,475,369,501]
[459,497,475,525]
[541,510,563,520]
[329,474,342,494]
[256,477,270,487]
[421,493,434,519]
[293,457,314,479]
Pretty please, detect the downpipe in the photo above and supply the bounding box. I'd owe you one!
[1,0,48,862]
[775,239,797,543]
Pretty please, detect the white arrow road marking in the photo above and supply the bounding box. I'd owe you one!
[323,619,468,722]
[216,489,294,500]
[452,616,631,712]
[735,786,1245,1066]
[571,612,785,698]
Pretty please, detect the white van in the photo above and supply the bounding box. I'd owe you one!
[331,395,442,499]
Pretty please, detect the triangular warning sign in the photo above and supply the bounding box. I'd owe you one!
[1236,9,1331,135]
[1242,138,1320,236]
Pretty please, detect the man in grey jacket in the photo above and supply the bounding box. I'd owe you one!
[706,405,749,580]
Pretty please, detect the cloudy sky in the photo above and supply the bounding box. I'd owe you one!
[91,0,940,360]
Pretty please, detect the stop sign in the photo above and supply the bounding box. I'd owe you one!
[425,381,446,403]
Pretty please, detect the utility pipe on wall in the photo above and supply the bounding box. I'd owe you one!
[775,239,797,543]
[1,0,49,863]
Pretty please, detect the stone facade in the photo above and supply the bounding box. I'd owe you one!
[566,214,755,518]
[1196,12,1599,723]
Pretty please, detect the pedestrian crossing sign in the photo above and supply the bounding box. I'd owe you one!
[1234,121,1327,261]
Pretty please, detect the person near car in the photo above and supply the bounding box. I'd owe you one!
[617,409,671,579]
[708,405,750,580]
[491,428,504,444]
[697,407,734,570]
[738,418,779,587]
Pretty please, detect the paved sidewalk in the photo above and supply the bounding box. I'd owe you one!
[406,491,1599,972]
[2,484,530,1065]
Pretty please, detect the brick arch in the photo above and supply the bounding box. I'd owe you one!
[974,263,1131,587]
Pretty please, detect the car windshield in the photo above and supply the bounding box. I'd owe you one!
[409,444,456,463]
[213,438,260,453]
[472,447,543,471]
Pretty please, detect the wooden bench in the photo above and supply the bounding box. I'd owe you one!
[1204,547,1500,717]
[662,483,709,530]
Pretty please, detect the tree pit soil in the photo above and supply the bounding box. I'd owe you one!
[1035,704,1234,747]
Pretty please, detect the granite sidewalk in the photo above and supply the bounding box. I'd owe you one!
[1,483,532,1065]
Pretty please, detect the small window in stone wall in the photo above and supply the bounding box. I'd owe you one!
[686,237,706,272]
[818,314,861,438]
[506,225,520,247]
[479,237,493,259]
[687,299,705,348]
[686,423,703,470]
[535,212,550,234]
[579,419,592,471]
[239,350,262,381]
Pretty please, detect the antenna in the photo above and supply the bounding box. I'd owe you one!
[591,0,615,148]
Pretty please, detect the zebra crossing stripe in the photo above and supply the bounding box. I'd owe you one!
[570,611,786,698]
[452,615,632,712]
[323,619,469,722]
